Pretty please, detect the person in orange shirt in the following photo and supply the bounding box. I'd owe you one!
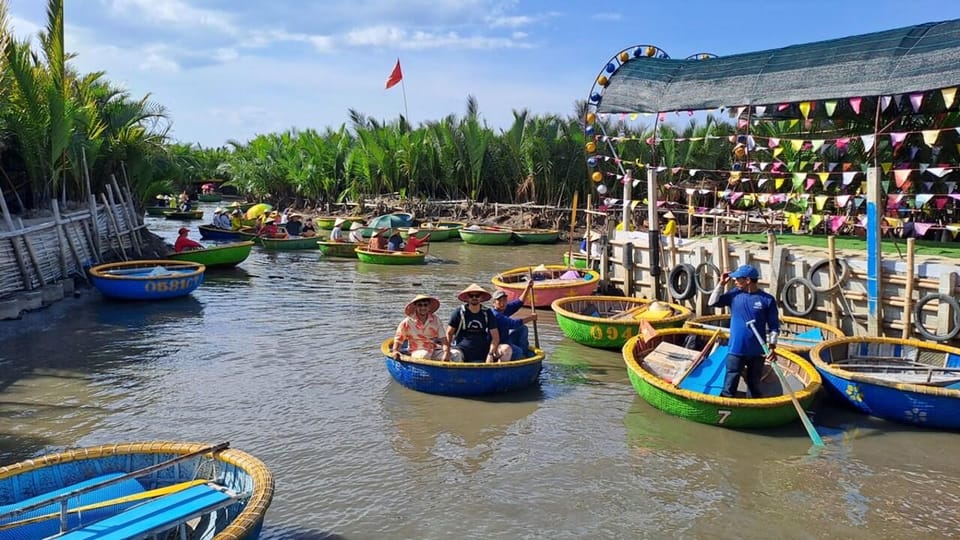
[403,228,431,253]
[174,227,203,252]
[367,228,389,251]
[391,294,460,361]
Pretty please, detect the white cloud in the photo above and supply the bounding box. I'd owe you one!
[101,0,236,35]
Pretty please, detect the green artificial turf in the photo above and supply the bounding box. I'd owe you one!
[719,233,960,258]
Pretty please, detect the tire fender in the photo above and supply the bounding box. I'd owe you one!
[667,263,697,301]
[779,276,817,317]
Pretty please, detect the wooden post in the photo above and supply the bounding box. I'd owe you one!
[15,217,47,287]
[110,175,143,256]
[0,185,34,289]
[81,218,101,264]
[667,234,677,268]
[686,190,694,239]
[901,237,915,339]
[50,201,71,278]
[117,169,145,247]
[52,200,89,283]
[101,193,128,261]
[623,242,634,297]
[828,236,839,328]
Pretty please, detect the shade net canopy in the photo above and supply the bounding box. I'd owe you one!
[596,19,960,114]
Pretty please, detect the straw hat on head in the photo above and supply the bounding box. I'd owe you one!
[588,231,602,241]
[230,201,241,207]
[350,222,363,231]
[289,213,302,220]
[264,216,276,224]
[372,227,387,237]
[406,227,418,235]
[663,211,676,220]
[334,218,346,227]
[533,264,549,272]
[215,207,224,213]
[457,283,491,303]
[404,294,440,316]
[155,194,166,200]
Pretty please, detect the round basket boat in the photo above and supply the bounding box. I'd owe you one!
[89,260,205,300]
[459,227,513,245]
[0,441,274,539]
[684,314,844,356]
[355,248,426,265]
[381,339,544,396]
[809,336,960,429]
[166,241,254,269]
[622,328,822,429]
[552,296,692,349]
[491,265,599,308]
[318,241,363,258]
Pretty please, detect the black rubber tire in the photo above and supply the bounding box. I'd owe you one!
[913,293,960,342]
[695,262,721,293]
[806,258,851,293]
[779,276,817,317]
[667,263,697,301]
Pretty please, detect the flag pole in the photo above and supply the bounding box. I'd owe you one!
[400,78,409,123]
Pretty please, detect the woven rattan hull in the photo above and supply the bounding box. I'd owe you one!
[492,265,600,308]
[553,296,692,349]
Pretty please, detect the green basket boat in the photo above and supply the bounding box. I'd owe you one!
[552,296,692,349]
[146,206,172,216]
[316,216,364,230]
[400,227,451,242]
[318,241,364,258]
[258,236,320,250]
[459,227,513,245]
[431,221,466,239]
[622,328,822,429]
[163,210,204,220]
[684,314,845,357]
[165,241,254,268]
[512,228,559,244]
[355,248,426,265]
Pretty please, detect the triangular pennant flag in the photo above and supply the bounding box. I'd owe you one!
[790,139,804,151]
[948,224,960,239]
[923,181,934,191]
[773,147,784,158]
[850,97,863,114]
[775,177,785,190]
[758,176,769,187]
[815,195,829,211]
[935,197,949,210]
[915,194,934,207]
[755,106,766,115]
[685,188,696,196]
[947,181,957,192]
[811,140,825,153]
[921,130,939,146]
[881,162,893,174]
[824,101,837,117]
[927,166,948,178]
[881,96,893,111]
[759,162,770,171]
[793,173,806,190]
[909,93,924,112]
[910,146,920,160]
[887,194,904,207]
[942,87,957,108]
[894,169,912,188]
[798,161,809,172]
[914,222,933,237]
[818,172,830,186]
[768,137,780,148]
[799,101,812,119]
[882,180,892,193]
[842,171,857,185]
[828,162,838,172]
[786,212,802,232]
[789,119,800,129]
[861,134,875,150]
[890,132,907,147]
[806,177,817,190]
[836,195,851,208]
[808,214,824,231]
[829,215,847,233]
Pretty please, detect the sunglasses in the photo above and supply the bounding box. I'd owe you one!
[414,301,431,307]
[467,293,484,299]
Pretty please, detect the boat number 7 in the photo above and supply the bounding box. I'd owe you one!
[716,410,732,425]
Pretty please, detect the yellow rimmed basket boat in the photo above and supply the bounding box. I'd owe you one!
[492,265,599,308]
[622,328,822,428]
[552,296,692,349]
[355,248,426,265]
[0,441,273,539]
[318,241,364,258]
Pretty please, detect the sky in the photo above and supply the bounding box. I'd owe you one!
[5,0,960,148]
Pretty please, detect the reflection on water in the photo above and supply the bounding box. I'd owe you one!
[0,206,958,537]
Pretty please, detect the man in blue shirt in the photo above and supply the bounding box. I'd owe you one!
[708,264,779,398]
[490,282,537,359]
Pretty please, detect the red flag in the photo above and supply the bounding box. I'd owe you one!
[385,59,403,89]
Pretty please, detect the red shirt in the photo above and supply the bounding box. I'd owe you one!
[174,236,203,252]
[403,235,430,253]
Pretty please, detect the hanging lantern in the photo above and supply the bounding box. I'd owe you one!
[645,46,656,57]
[597,184,608,195]
[597,75,608,87]
[590,93,601,103]
[591,171,603,183]
[585,125,594,136]
[585,112,596,124]
[619,52,630,63]
[587,157,597,167]
[605,62,616,74]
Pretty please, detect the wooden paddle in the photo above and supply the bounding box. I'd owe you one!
[610,305,649,320]
[527,268,540,348]
[672,328,722,386]
[566,191,579,268]
[746,320,825,447]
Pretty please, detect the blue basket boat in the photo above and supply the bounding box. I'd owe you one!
[0,441,274,540]
[89,260,205,300]
[380,338,544,396]
[809,336,960,430]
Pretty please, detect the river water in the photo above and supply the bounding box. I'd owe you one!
[1,206,958,539]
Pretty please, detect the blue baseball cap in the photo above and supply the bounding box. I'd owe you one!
[729,264,759,280]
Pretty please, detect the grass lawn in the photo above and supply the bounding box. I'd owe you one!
[721,233,960,258]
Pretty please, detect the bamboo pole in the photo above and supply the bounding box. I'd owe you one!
[828,236,839,328]
[901,237,915,339]
[81,149,103,257]
[49,201,71,278]
[100,193,128,261]
[110,175,142,256]
[0,185,34,289]
[15,217,47,287]
[585,194,593,268]
[53,200,89,283]
[116,170,145,247]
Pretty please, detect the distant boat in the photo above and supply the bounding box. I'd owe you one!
[89,260,205,300]
[381,338,544,396]
[512,228,559,244]
[166,241,254,269]
[258,236,320,250]
[459,226,513,245]
[163,210,204,220]
[198,224,244,240]
[318,241,363,258]
[491,265,599,308]
[552,295,692,349]
[0,441,273,539]
[355,248,426,265]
